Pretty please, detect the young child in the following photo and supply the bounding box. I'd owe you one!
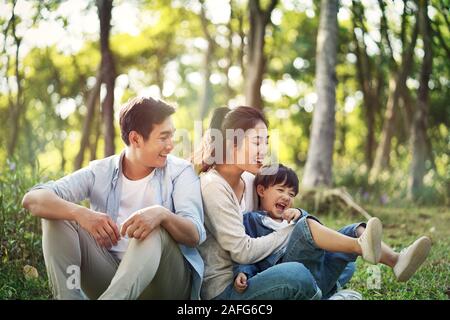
[233,164,432,297]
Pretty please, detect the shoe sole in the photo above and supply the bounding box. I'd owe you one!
[395,237,432,282]
[364,217,383,264]
[328,289,363,300]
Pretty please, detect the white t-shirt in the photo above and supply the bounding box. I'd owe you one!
[261,216,291,230]
[239,171,257,214]
[109,171,158,260]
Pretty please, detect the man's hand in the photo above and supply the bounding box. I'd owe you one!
[282,208,302,223]
[120,205,168,240]
[77,210,120,248]
[234,272,248,293]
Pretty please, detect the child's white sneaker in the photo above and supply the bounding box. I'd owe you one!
[328,289,363,300]
[393,236,431,282]
[357,217,383,264]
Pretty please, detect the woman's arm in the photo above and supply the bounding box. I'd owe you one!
[202,181,293,264]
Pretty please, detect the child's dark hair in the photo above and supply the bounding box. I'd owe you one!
[254,164,299,195]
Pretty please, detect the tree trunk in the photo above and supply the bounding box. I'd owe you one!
[237,6,246,77]
[408,0,433,201]
[245,0,278,110]
[351,1,379,169]
[302,0,339,188]
[369,15,419,183]
[74,68,102,169]
[155,68,164,97]
[199,1,215,120]
[225,5,235,102]
[7,8,23,158]
[199,42,214,120]
[97,0,116,157]
[90,104,101,161]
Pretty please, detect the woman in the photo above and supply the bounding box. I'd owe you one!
[197,106,430,300]
[196,106,323,300]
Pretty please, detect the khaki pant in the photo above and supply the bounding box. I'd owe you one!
[41,219,191,300]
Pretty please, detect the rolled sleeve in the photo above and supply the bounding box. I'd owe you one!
[29,166,94,204]
[172,165,206,245]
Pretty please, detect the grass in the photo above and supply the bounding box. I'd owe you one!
[1,161,448,299]
[0,261,51,299]
[1,205,448,300]
[317,205,450,300]
[0,162,53,299]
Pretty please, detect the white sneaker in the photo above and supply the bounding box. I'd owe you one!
[328,289,363,300]
[357,217,383,264]
[393,236,431,282]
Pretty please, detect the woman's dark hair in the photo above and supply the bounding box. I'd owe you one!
[254,164,299,195]
[209,106,268,132]
[194,106,269,173]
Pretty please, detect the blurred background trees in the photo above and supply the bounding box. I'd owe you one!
[0,0,448,205]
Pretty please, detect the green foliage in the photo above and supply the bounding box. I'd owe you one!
[0,0,449,299]
[0,160,54,299]
[332,156,449,207]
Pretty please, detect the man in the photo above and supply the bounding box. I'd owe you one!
[22,97,205,300]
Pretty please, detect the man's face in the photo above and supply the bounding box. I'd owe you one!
[133,116,175,168]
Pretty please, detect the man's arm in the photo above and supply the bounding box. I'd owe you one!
[160,207,200,246]
[120,205,199,247]
[169,164,206,246]
[121,165,205,247]
[23,188,88,221]
[22,165,95,220]
[22,189,120,248]
[23,164,93,218]
[22,167,120,248]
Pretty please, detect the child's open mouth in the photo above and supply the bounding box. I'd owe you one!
[275,203,287,211]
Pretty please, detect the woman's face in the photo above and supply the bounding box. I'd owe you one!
[234,121,269,174]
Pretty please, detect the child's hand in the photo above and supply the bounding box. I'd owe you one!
[234,272,248,293]
[282,208,302,223]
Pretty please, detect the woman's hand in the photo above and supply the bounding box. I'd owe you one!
[234,272,248,293]
[282,208,302,223]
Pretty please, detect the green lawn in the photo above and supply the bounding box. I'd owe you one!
[319,205,450,300]
[0,205,449,300]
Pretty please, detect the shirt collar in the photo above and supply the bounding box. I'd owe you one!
[113,149,164,183]
[112,150,126,183]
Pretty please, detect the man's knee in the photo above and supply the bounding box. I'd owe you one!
[128,226,176,251]
[41,218,77,235]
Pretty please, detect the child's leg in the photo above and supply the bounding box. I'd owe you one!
[380,242,400,267]
[355,224,399,267]
[280,216,358,298]
[337,262,356,288]
[310,217,384,265]
[307,219,362,255]
[355,223,431,282]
